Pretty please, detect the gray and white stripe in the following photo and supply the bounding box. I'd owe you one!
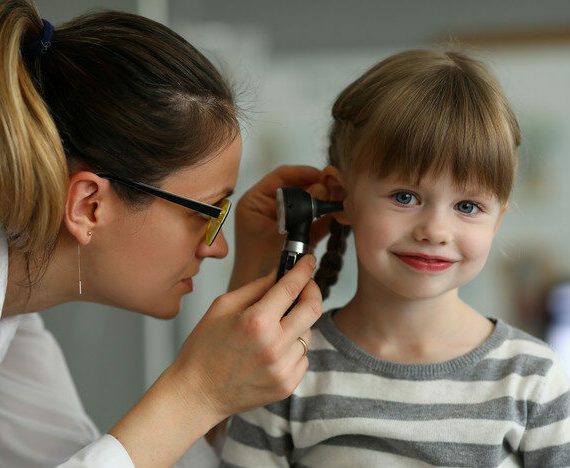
[221,314,570,467]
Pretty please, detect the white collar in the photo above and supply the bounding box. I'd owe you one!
[1,227,8,319]
[0,228,21,362]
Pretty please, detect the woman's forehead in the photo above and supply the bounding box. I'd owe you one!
[165,137,242,199]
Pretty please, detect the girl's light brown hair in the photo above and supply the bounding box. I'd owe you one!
[316,49,521,299]
[0,0,239,277]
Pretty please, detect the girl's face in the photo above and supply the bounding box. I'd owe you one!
[86,137,242,318]
[343,170,507,301]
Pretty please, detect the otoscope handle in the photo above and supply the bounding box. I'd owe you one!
[276,250,305,281]
[276,240,312,316]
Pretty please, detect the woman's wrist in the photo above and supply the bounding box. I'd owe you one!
[109,364,222,467]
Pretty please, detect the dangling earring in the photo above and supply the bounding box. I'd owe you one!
[78,231,92,295]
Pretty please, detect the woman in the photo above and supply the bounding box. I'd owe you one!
[0,1,325,466]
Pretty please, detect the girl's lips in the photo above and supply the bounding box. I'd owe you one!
[394,253,456,272]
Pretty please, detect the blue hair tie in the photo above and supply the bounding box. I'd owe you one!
[22,19,54,60]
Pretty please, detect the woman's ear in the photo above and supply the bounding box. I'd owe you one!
[322,165,350,225]
[63,172,112,244]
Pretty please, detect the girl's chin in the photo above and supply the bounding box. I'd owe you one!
[388,283,456,301]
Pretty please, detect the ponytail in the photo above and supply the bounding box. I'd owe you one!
[0,0,68,258]
[2,0,240,275]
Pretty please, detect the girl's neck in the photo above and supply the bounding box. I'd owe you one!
[3,233,83,317]
[333,271,494,364]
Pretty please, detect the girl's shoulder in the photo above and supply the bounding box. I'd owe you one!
[488,318,569,391]
[490,318,561,363]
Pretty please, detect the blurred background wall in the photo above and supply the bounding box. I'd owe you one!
[34,0,570,432]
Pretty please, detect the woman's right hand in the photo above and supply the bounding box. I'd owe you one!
[170,253,321,420]
[110,255,320,467]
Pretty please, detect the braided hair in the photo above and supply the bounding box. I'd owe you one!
[314,219,351,300]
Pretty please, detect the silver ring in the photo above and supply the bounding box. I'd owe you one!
[297,337,309,357]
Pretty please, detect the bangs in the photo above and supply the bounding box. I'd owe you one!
[346,53,519,203]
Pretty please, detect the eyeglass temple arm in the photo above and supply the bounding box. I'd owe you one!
[99,174,222,218]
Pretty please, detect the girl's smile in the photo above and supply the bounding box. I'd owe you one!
[341,170,508,302]
[393,251,457,273]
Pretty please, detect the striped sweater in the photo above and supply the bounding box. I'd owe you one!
[221,313,570,467]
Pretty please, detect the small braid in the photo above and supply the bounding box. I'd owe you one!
[314,219,352,300]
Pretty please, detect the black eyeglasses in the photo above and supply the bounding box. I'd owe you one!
[98,174,231,246]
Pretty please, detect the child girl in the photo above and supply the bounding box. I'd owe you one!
[220,49,570,467]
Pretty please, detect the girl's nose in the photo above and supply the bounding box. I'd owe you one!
[197,228,229,259]
[412,212,452,245]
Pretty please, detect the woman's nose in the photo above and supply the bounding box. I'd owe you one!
[197,228,229,259]
[412,211,452,245]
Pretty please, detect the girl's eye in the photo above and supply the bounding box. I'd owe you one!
[393,191,418,206]
[456,201,481,215]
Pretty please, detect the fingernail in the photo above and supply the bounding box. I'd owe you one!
[308,255,317,269]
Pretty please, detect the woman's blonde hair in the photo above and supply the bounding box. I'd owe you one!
[0,0,238,276]
[315,49,521,299]
[0,0,67,257]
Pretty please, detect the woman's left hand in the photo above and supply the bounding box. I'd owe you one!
[229,165,331,291]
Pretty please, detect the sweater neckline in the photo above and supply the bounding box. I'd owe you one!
[317,310,509,379]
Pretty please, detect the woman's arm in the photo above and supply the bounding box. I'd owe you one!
[208,164,330,450]
[99,165,328,467]
[109,255,321,468]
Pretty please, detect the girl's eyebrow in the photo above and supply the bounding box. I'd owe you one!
[458,188,495,200]
[382,180,418,189]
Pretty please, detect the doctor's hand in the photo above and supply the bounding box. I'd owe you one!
[230,165,331,291]
[109,255,321,468]
[172,254,321,419]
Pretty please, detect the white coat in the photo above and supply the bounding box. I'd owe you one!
[0,229,217,467]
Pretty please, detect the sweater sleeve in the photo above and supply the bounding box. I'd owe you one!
[220,399,293,468]
[520,354,570,466]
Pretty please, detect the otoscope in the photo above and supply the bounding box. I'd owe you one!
[276,187,343,313]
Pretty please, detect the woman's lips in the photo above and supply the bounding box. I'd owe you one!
[394,252,456,272]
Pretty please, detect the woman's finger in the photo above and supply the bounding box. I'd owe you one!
[216,270,276,313]
[305,181,329,200]
[279,278,323,342]
[255,165,322,197]
[245,254,317,322]
[294,329,312,360]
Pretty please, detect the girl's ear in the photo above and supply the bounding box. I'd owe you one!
[494,202,509,233]
[63,172,114,244]
[322,165,351,225]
